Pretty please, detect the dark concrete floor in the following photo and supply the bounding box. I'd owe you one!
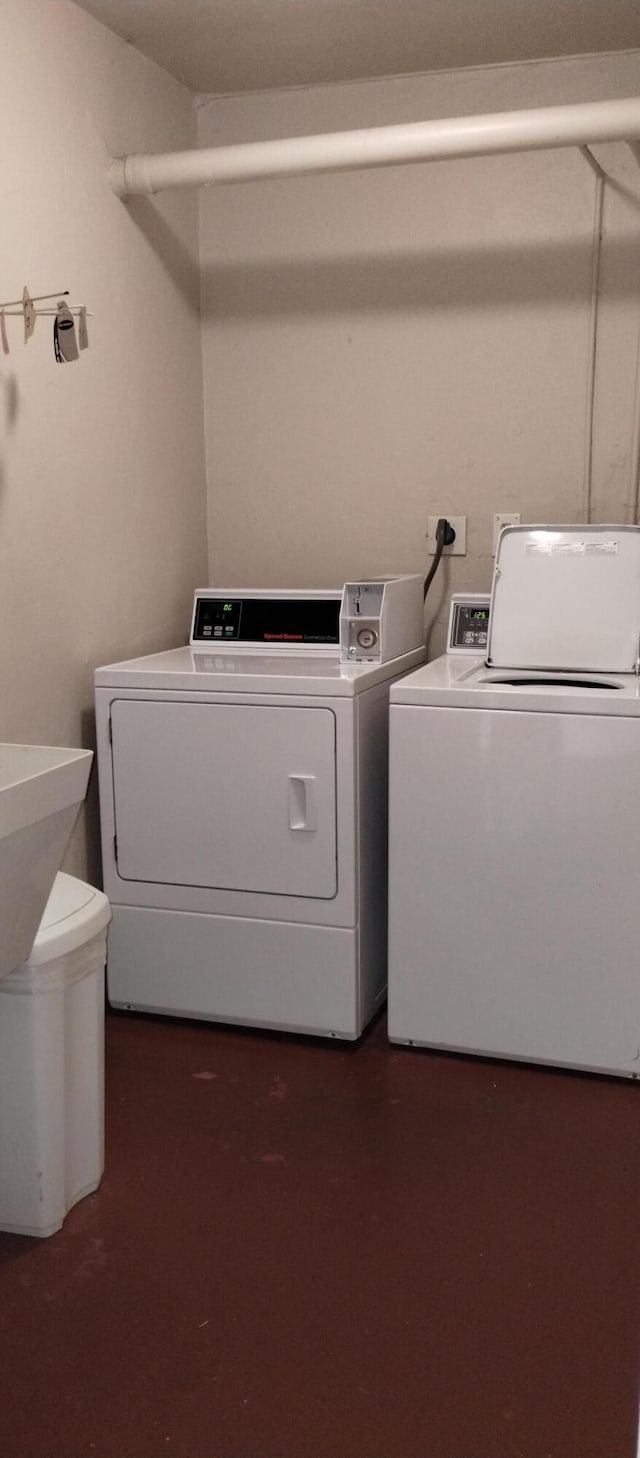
[0,1010,639,1458]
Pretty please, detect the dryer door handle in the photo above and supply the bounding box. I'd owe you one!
[288,774,318,832]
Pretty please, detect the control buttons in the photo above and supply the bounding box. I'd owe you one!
[357,627,378,650]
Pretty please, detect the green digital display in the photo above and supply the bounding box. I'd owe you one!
[452,600,490,649]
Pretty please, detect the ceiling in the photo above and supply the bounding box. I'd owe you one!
[72,0,640,97]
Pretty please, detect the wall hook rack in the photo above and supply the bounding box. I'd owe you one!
[0,287,92,360]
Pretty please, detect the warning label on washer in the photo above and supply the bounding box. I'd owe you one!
[526,539,619,556]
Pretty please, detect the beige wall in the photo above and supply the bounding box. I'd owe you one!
[5,27,640,889]
[198,52,640,654]
[0,0,208,882]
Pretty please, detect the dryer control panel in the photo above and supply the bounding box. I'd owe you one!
[191,593,340,649]
[447,593,491,655]
[339,576,424,663]
[191,578,425,663]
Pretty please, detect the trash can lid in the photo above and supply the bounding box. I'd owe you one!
[25,872,111,965]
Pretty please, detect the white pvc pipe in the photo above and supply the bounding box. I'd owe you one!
[579,147,606,526]
[628,306,640,525]
[110,95,640,197]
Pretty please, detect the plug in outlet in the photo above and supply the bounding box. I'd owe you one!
[427,516,466,556]
[493,512,520,554]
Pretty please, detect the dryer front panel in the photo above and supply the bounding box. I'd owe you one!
[110,700,337,899]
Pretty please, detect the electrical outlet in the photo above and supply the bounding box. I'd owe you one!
[493,512,520,554]
[427,515,466,556]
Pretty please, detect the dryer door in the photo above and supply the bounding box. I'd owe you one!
[110,699,337,899]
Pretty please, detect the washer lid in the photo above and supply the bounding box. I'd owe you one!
[487,525,640,672]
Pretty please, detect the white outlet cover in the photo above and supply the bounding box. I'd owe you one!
[493,512,520,553]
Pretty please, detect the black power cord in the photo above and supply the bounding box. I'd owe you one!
[423,516,456,600]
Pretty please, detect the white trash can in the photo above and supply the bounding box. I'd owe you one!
[0,873,111,1237]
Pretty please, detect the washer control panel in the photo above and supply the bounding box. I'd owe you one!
[447,593,491,655]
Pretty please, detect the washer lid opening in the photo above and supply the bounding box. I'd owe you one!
[482,675,622,690]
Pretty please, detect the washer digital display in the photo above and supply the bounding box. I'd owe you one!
[448,594,491,654]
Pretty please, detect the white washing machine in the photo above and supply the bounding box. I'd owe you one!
[96,579,425,1039]
[388,526,640,1078]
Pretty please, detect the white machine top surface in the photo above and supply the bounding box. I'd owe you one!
[488,525,640,673]
[390,652,640,715]
[95,645,426,696]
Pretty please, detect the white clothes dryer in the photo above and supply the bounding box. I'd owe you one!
[388,526,640,1078]
[96,581,425,1039]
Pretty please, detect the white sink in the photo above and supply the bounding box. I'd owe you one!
[0,743,93,978]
